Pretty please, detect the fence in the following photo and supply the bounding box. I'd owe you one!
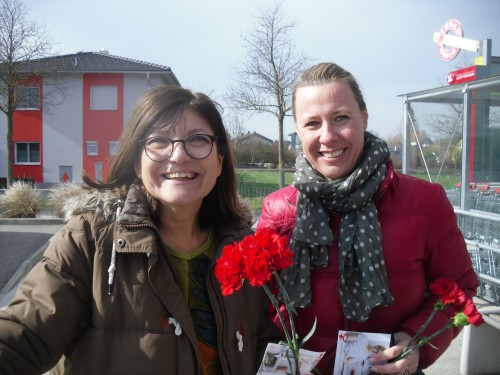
[446,185,500,305]
[236,169,295,212]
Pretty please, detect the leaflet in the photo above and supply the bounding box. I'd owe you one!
[333,330,391,375]
[257,342,325,375]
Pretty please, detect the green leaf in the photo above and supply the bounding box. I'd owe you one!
[299,316,317,348]
[426,341,439,350]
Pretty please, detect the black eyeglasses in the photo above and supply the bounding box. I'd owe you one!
[140,134,218,162]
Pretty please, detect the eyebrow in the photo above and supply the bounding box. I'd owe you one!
[151,128,213,137]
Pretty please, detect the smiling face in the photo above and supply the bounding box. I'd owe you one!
[295,80,368,180]
[136,108,223,212]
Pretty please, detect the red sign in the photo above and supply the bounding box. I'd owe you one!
[437,19,463,61]
[447,66,477,85]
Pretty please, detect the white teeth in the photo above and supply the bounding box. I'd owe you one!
[322,149,344,158]
[165,172,195,179]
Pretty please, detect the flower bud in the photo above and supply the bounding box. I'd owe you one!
[451,312,469,327]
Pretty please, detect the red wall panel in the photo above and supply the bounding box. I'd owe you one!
[82,74,124,181]
[12,76,43,182]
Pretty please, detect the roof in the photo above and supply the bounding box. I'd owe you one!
[398,75,500,105]
[235,132,274,145]
[16,51,179,81]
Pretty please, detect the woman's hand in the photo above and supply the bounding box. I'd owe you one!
[369,332,420,374]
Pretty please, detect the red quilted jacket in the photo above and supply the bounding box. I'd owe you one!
[258,162,479,375]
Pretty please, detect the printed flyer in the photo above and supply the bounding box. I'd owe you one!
[256,342,325,375]
[333,330,391,375]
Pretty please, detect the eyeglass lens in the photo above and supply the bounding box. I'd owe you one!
[144,134,215,161]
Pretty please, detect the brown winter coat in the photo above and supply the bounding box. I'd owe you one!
[0,184,282,374]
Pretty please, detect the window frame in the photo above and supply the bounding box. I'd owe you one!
[90,85,118,110]
[15,142,41,164]
[86,141,98,156]
[16,86,41,110]
[108,141,119,156]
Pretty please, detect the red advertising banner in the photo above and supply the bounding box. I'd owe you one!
[447,66,477,85]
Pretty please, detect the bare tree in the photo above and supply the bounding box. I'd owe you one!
[0,0,53,186]
[224,113,247,140]
[225,2,309,187]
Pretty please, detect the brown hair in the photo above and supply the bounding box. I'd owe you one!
[84,85,245,228]
[292,62,367,119]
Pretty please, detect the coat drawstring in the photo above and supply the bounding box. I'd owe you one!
[236,329,244,352]
[108,203,123,295]
[168,317,183,336]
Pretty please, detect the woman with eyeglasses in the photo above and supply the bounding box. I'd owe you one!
[0,86,282,374]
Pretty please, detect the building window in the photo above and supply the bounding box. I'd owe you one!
[90,86,117,110]
[87,141,98,156]
[16,87,41,110]
[109,141,119,156]
[15,142,40,164]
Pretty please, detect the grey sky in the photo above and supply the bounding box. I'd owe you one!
[25,0,500,140]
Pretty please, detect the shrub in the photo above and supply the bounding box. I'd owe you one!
[47,183,84,218]
[0,181,41,218]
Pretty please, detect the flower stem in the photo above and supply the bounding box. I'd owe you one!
[406,310,437,349]
[262,284,294,350]
[420,321,454,344]
[396,320,454,360]
[272,271,299,352]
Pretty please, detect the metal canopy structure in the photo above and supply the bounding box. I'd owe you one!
[399,71,500,304]
[399,74,500,210]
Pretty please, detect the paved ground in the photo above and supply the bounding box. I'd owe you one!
[0,219,63,306]
[425,329,463,374]
[0,218,482,374]
[0,225,62,287]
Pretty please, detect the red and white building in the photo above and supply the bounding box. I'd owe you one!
[0,51,180,186]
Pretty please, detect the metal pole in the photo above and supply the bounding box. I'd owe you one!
[402,98,409,174]
[460,84,471,211]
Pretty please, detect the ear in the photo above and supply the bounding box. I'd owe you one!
[135,161,142,179]
[217,154,224,177]
[362,110,369,130]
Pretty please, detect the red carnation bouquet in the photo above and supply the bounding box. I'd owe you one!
[394,277,485,361]
[215,227,318,374]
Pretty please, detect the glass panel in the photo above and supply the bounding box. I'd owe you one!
[16,87,40,109]
[401,101,463,187]
[109,141,119,156]
[87,142,98,155]
[90,86,117,110]
[16,143,28,162]
[29,143,40,162]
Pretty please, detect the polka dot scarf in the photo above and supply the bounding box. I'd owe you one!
[282,132,394,322]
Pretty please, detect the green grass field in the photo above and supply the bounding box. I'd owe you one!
[236,169,294,212]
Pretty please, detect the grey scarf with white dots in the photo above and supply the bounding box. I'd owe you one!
[282,132,394,322]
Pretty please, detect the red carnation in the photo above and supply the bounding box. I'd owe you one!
[254,227,294,271]
[244,239,273,287]
[214,228,312,372]
[429,277,466,306]
[215,243,244,296]
[462,298,485,327]
[395,278,485,362]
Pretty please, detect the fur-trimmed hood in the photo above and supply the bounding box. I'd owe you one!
[52,182,255,229]
[52,184,122,223]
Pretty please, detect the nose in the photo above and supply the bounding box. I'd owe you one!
[319,121,338,144]
[169,141,190,162]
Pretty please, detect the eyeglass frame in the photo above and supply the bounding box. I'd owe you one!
[139,133,219,162]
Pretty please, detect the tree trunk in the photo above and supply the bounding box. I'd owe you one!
[6,88,14,187]
[278,117,285,188]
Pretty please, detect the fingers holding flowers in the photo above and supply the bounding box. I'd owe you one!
[369,351,418,374]
[369,332,419,374]
[371,277,484,374]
